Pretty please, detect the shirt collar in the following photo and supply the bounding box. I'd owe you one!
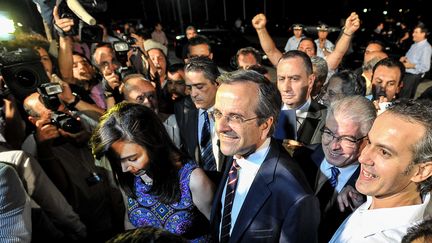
[199,106,214,116]
[282,97,311,113]
[234,137,271,169]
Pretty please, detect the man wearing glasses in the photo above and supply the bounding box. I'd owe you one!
[293,95,376,242]
[122,74,180,148]
[210,69,319,243]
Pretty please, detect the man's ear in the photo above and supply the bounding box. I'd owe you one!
[260,116,274,140]
[411,161,432,183]
[28,116,37,125]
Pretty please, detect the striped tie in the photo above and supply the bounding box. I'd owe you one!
[201,111,216,171]
[220,160,241,243]
[329,166,340,188]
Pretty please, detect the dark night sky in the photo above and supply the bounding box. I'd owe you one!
[0,0,429,36]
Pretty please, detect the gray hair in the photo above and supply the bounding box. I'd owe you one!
[217,69,281,136]
[327,95,376,137]
[311,56,328,83]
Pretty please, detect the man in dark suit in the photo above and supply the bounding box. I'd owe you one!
[175,57,228,184]
[274,50,327,145]
[293,96,376,242]
[210,69,320,243]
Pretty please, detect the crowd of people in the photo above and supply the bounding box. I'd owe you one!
[1,4,432,243]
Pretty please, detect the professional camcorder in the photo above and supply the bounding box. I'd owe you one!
[37,83,82,134]
[0,48,50,101]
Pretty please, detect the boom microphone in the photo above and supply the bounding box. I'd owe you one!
[66,0,96,25]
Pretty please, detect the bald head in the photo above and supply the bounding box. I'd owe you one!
[122,74,158,111]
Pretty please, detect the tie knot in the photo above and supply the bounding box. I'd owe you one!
[232,159,241,170]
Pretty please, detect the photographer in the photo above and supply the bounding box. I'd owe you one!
[21,91,125,242]
[54,6,107,114]
[370,58,405,114]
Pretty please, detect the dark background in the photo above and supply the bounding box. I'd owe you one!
[0,0,430,36]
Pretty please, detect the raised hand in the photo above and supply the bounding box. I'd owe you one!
[252,13,267,30]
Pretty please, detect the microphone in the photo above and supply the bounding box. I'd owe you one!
[66,0,96,25]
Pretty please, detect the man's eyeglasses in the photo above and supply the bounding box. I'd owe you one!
[208,110,260,125]
[135,92,157,104]
[320,127,367,148]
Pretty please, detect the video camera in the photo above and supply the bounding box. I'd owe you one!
[112,34,138,80]
[0,48,50,101]
[56,0,106,42]
[37,83,82,134]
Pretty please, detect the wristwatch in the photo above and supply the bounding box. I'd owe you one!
[66,93,81,110]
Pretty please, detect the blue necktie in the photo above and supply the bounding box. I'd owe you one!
[329,167,340,188]
[200,111,216,171]
[220,160,241,243]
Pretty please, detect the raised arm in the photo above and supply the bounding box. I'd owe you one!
[53,6,75,83]
[252,14,283,66]
[326,12,360,70]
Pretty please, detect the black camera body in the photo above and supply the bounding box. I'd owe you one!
[372,84,387,100]
[37,83,82,134]
[0,48,50,101]
[50,111,82,134]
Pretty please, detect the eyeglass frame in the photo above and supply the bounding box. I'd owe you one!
[208,109,261,125]
[320,127,367,147]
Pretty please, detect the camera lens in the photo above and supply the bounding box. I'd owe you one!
[15,69,37,88]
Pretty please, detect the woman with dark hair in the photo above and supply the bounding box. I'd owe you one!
[91,102,214,242]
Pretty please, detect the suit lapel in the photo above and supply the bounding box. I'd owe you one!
[297,100,326,145]
[229,141,278,243]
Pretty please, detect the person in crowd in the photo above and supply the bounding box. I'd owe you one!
[311,56,329,99]
[273,50,327,146]
[186,35,227,73]
[176,57,227,181]
[0,163,31,243]
[91,102,214,242]
[92,42,123,109]
[320,70,365,106]
[402,219,432,243]
[294,96,375,242]
[359,51,388,96]
[315,24,335,58]
[370,57,405,113]
[234,46,262,69]
[167,63,187,101]
[0,146,87,241]
[399,23,432,98]
[284,24,304,52]
[121,74,180,148]
[330,99,432,242]
[182,25,198,59]
[151,22,168,47]
[22,92,125,242]
[252,12,360,72]
[210,69,320,242]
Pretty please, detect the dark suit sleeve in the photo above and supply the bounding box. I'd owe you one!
[280,194,320,243]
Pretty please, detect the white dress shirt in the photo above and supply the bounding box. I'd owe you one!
[219,138,271,238]
[330,193,432,243]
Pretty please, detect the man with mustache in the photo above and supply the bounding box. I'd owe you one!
[330,99,432,242]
